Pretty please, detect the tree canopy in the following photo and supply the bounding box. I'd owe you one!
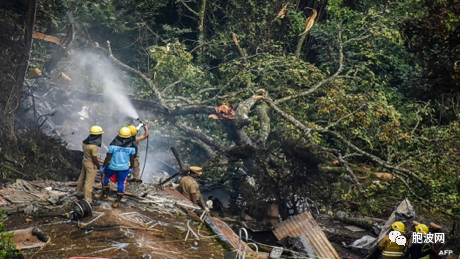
[2,0,460,220]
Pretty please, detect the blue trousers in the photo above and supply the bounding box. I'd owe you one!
[103,168,129,194]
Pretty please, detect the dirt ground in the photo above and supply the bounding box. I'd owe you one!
[4,199,227,259]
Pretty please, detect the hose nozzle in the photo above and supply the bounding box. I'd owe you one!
[136,118,144,130]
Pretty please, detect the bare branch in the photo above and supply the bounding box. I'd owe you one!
[151,134,216,158]
[254,103,271,147]
[178,0,199,16]
[343,32,372,45]
[232,32,246,60]
[295,8,318,58]
[197,87,218,95]
[325,130,426,187]
[163,95,195,105]
[325,103,367,130]
[411,101,430,135]
[264,98,313,140]
[102,41,167,110]
[338,155,365,193]
[173,120,227,153]
[161,80,182,95]
[276,24,344,104]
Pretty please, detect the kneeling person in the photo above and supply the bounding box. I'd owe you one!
[178,167,206,209]
[100,127,136,208]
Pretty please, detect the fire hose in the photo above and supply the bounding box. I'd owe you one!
[136,118,149,180]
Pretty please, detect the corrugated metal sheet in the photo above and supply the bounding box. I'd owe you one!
[273,211,340,259]
[206,216,253,252]
[0,187,42,203]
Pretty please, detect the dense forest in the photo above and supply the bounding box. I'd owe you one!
[1,0,460,226]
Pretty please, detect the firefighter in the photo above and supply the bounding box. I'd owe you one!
[178,167,206,209]
[429,222,444,259]
[127,124,149,183]
[76,126,103,206]
[409,224,431,259]
[378,221,406,258]
[99,127,136,208]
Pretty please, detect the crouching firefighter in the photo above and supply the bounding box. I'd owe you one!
[178,167,207,210]
[98,127,136,208]
[378,221,406,258]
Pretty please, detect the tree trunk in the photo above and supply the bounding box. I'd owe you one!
[15,0,38,107]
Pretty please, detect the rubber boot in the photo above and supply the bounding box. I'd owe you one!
[94,186,110,201]
[112,194,123,208]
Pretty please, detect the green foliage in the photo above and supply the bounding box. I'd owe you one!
[0,211,21,259]
[19,0,460,217]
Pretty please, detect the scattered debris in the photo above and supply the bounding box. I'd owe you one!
[10,227,46,250]
[27,68,42,79]
[344,225,366,232]
[362,198,415,259]
[32,31,61,45]
[334,211,378,231]
[273,211,340,258]
[348,235,377,250]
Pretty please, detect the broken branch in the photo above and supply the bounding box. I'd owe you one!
[98,41,167,110]
[338,155,365,193]
[277,24,344,104]
[295,8,317,58]
[173,120,227,153]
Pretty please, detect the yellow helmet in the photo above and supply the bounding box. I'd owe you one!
[90,125,104,135]
[415,224,429,236]
[391,221,405,232]
[118,127,132,138]
[128,125,137,136]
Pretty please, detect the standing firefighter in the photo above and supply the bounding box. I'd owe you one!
[408,224,431,259]
[378,221,406,258]
[76,126,103,206]
[99,127,136,208]
[178,167,206,209]
[127,124,149,183]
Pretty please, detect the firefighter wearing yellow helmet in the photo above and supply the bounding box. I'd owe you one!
[378,221,406,258]
[408,224,431,259]
[77,126,104,206]
[99,127,136,208]
[127,124,149,183]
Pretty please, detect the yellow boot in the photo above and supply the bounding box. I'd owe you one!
[94,187,110,201]
[112,194,123,208]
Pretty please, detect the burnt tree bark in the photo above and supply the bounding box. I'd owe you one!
[14,0,37,110]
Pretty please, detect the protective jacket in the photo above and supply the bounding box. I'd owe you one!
[378,234,405,259]
[410,237,431,259]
